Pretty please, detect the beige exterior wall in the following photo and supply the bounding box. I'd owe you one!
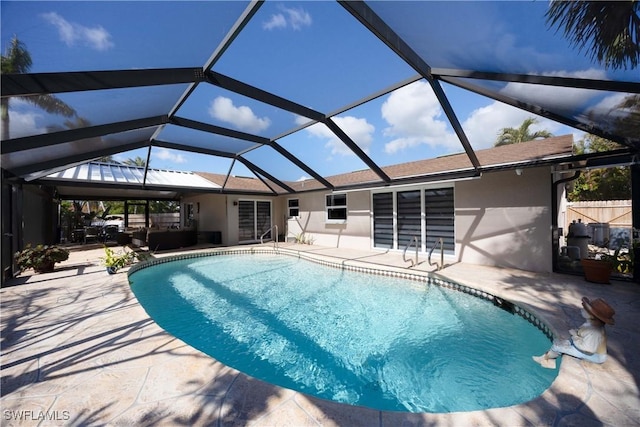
[455,167,552,272]
[183,194,285,246]
[183,166,555,272]
[182,194,228,243]
[281,190,371,249]
[280,167,553,272]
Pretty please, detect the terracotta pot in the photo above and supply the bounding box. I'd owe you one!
[34,261,55,273]
[581,259,612,284]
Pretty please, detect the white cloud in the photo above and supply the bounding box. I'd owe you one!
[41,12,113,51]
[588,92,630,113]
[500,69,607,113]
[5,110,45,139]
[209,96,271,133]
[462,68,609,149]
[153,148,186,164]
[263,13,287,30]
[462,102,565,149]
[305,116,375,156]
[263,6,311,30]
[294,114,313,127]
[585,92,633,132]
[381,81,458,154]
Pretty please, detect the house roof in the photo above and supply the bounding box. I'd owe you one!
[36,134,601,198]
[194,135,575,195]
[2,2,637,199]
[40,162,221,200]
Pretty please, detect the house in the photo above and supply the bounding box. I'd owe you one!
[175,135,575,273]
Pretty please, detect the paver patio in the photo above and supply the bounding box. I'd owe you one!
[2,244,639,426]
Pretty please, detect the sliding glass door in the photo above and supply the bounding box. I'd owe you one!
[238,200,272,243]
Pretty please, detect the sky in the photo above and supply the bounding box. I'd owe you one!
[2,1,635,182]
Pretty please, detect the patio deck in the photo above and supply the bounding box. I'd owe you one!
[2,243,639,426]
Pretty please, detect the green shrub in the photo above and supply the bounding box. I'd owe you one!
[14,244,70,273]
[102,246,137,271]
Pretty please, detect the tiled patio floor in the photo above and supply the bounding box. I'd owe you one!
[2,243,639,426]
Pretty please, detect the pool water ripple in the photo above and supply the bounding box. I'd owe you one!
[129,253,557,413]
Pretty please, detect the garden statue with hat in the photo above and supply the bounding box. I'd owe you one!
[533,297,615,369]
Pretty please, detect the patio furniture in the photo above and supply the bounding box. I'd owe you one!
[147,229,197,251]
[102,225,119,242]
[198,231,222,245]
[71,228,85,243]
[116,232,132,245]
[131,228,148,247]
[84,227,100,244]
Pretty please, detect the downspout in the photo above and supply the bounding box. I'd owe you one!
[551,170,581,272]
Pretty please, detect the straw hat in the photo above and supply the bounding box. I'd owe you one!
[582,297,615,325]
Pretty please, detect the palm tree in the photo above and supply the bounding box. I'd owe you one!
[96,155,119,164]
[1,36,76,140]
[123,156,147,167]
[495,117,553,147]
[546,1,640,70]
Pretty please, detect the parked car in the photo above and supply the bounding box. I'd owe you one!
[91,216,125,232]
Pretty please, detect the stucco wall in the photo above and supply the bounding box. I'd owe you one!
[455,167,552,272]
[182,194,228,244]
[283,191,371,249]
[182,166,554,272]
[282,167,553,272]
[183,194,285,246]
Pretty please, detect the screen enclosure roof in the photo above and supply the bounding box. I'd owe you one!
[1,1,638,198]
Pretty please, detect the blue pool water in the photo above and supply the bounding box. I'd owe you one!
[129,253,557,413]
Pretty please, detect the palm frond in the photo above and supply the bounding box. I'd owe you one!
[546,1,640,70]
[23,94,76,117]
[1,36,32,74]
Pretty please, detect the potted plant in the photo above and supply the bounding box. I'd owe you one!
[581,247,631,284]
[14,244,70,274]
[101,246,137,274]
[581,257,613,284]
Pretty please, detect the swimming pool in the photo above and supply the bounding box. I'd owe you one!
[129,250,557,413]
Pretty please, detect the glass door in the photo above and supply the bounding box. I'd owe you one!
[397,190,422,250]
[238,200,272,243]
[256,201,272,240]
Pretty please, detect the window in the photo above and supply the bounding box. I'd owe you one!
[288,198,299,218]
[372,186,454,253]
[238,200,272,242]
[372,193,393,249]
[326,194,347,222]
[397,190,421,249]
[424,188,454,254]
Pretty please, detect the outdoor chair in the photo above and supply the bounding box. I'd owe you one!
[84,226,100,244]
[102,225,119,242]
